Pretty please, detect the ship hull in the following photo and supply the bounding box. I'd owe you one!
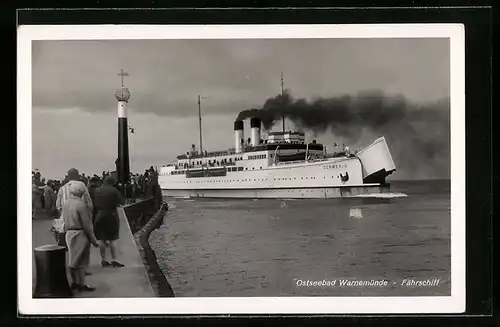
[161,184,391,199]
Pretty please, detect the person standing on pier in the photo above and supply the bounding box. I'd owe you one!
[43,180,55,218]
[32,182,42,219]
[142,169,150,197]
[62,182,99,292]
[87,177,101,224]
[149,167,158,199]
[81,173,89,186]
[40,178,46,209]
[56,169,93,220]
[93,175,126,268]
[55,168,94,268]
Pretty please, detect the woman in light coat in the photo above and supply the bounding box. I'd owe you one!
[62,181,100,291]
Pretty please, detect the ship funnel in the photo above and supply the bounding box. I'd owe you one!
[250,117,261,146]
[234,120,244,153]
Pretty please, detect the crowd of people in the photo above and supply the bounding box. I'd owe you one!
[32,167,160,219]
[32,166,161,293]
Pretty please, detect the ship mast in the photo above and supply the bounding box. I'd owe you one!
[281,72,285,132]
[198,95,203,155]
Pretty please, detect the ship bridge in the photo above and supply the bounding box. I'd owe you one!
[267,131,306,144]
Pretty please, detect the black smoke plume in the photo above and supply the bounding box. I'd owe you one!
[236,90,450,180]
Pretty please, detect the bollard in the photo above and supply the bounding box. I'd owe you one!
[33,244,73,298]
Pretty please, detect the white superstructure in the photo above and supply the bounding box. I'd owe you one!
[159,117,397,199]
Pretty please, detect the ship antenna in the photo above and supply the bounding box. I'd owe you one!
[281,72,285,132]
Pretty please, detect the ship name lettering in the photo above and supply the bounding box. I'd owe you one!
[324,164,347,169]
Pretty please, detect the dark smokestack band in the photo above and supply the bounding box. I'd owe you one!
[250,117,261,128]
[117,117,130,184]
[234,120,244,131]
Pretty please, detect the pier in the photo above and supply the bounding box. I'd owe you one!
[32,197,172,298]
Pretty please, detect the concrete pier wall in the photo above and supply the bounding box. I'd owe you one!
[122,197,158,234]
[123,198,175,297]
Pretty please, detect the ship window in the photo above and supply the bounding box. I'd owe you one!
[260,167,262,169]
[245,168,248,170]
[252,167,255,170]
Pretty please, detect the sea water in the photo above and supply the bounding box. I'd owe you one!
[150,180,451,297]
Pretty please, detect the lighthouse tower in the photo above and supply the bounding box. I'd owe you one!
[115,69,131,185]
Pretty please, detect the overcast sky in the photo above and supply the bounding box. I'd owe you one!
[31,38,450,180]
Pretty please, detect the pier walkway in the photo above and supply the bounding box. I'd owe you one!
[31,206,155,298]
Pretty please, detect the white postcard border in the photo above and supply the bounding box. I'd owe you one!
[18,23,465,315]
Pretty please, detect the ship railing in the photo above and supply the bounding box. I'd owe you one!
[276,160,306,165]
[181,162,238,170]
[275,157,332,166]
[182,149,237,160]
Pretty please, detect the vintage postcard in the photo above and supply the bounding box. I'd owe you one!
[18,23,465,315]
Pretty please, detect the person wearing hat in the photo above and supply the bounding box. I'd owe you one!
[87,176,101,224]
[56,168,93,221]
[93,175,126,268]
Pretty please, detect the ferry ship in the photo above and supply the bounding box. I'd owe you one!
[159,116,397,199]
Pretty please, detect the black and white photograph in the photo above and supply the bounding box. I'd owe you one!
[18,24,465,314]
